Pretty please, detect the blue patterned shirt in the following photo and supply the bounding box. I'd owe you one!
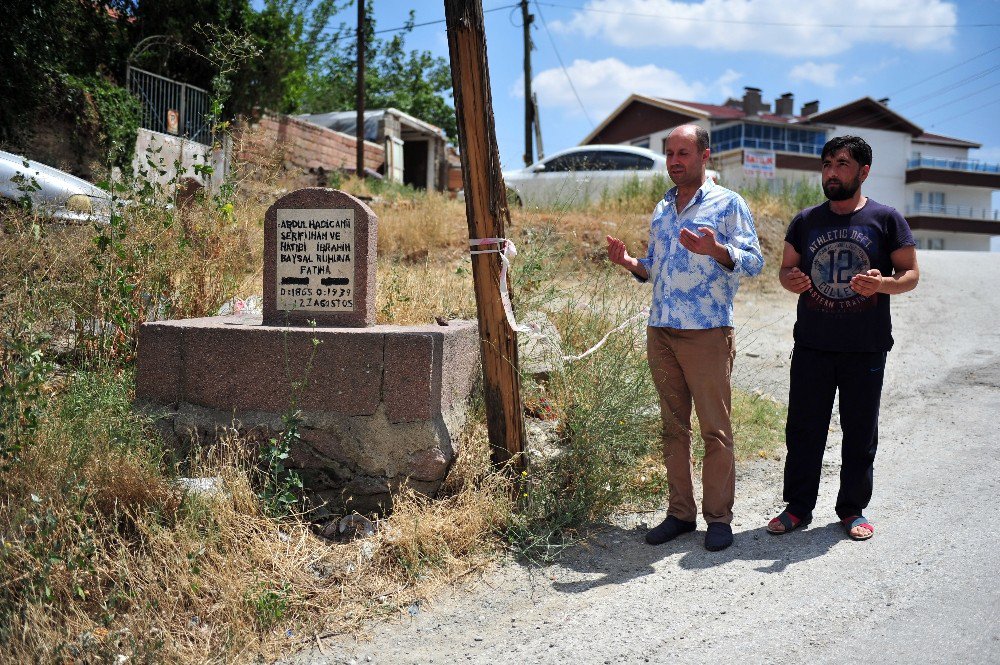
[636,178,764,329]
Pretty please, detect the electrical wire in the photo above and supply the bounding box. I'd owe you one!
[927,95,1000,128]
[533,0,595,128]
[908,79,1000,119]
[895,63,1000,109]
[886,45,1000,98]
[303,3,520,44]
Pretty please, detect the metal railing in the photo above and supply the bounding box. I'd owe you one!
[905,203,1000,220]
[126,67,211,146]
[907,156,1000,174]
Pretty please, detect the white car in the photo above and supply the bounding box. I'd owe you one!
[502,144,720,208]
[0,149,114,224]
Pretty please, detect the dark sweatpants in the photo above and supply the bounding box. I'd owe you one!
[783,345,887,521]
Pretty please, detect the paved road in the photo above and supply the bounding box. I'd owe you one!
[287,250,1000,665]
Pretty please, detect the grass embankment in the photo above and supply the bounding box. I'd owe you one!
[0,163,807,662]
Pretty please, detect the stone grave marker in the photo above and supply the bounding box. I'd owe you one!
[263,187,377,327]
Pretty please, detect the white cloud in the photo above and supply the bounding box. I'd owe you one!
[513,58,740,119]
[789,62,841,87]
[552,0,957,57]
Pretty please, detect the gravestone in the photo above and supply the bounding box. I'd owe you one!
[264,188,377,327]
[135,187,482,514]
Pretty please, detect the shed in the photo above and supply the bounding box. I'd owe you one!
[298,108,449,191]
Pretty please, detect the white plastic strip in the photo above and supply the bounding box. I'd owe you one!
[561,307,650,363]
[469,237,650,364]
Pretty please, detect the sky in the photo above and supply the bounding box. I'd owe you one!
[298,1,1000,243]
[355,1,1000,169]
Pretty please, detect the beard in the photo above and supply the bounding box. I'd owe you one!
[823,174,861,201]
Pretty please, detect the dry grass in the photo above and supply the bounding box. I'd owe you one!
[0,373,509,664]
[1,158,799,662]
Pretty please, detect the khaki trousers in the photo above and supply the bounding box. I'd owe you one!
[647,326,736,524]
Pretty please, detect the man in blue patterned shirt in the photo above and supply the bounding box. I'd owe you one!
[607,124,764,552]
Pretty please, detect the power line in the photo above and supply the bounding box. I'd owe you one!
[886,45,1000,98]
[910,80,1000,120]
[896,63,1000,109]
[533,1,998,28]
[372,3,519,34]
[304,3,519,45]
[928,96,1000,128]
[533,0,594,128]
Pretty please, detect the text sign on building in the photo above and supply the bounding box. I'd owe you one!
[743,149,776,177]
[275,208,355,312]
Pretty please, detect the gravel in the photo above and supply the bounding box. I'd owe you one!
[281,250,1000,665]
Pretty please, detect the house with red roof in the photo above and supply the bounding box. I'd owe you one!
[583,88,1000,251]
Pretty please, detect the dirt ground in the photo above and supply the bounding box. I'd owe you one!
[281,250,1000,665]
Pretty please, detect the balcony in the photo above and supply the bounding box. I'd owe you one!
[906,156,1000,188]
[907,157,1000,173]
[905,204,1000,235]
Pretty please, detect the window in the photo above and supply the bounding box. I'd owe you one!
[598,150,655,171]
[913,191,923,209]
[630,138,650,149]
[542,153,586,172]
[928,237,945,250]
[929,191,945,213]
[710,124,826,155]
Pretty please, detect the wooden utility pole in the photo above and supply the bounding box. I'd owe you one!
[444,0,526,470]
[521,0,534,166]
[355,0,366,179]
[532,92,544,160]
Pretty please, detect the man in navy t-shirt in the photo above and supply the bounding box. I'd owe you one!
[766,135,919,541]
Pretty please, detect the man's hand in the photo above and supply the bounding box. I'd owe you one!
[679,227,733,269]
[606,235,648,280]
[850,269,883,297]
[606,235,632,267]
[781,267,813,294]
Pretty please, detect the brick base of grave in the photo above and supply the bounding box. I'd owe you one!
[135,315,480,514]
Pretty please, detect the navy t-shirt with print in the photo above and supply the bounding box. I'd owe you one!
[785,199,915,353]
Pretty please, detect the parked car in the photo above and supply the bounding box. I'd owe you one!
[0,149,113,224]
[501,144,720,208]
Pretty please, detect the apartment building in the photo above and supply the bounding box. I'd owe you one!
[582,88,1000,251]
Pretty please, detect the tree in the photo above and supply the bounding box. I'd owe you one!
[0,0,132,145]
[298,3,457,139]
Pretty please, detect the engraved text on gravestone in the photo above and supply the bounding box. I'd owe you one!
[275,208,355,312]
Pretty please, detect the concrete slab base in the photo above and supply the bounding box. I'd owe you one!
[135,315,480,513]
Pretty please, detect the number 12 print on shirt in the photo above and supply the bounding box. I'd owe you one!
[805,228,878,314]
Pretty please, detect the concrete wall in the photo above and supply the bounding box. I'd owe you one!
[133,128,215,191]
[914,231,994,252]
[905,183,993,214]
[911,143,969,161]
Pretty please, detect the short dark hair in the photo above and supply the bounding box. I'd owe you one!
[821,135,872,167]
[668,124,711,152]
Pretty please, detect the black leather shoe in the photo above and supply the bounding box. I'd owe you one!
[645,515,696,545]
[704,522,734,551]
